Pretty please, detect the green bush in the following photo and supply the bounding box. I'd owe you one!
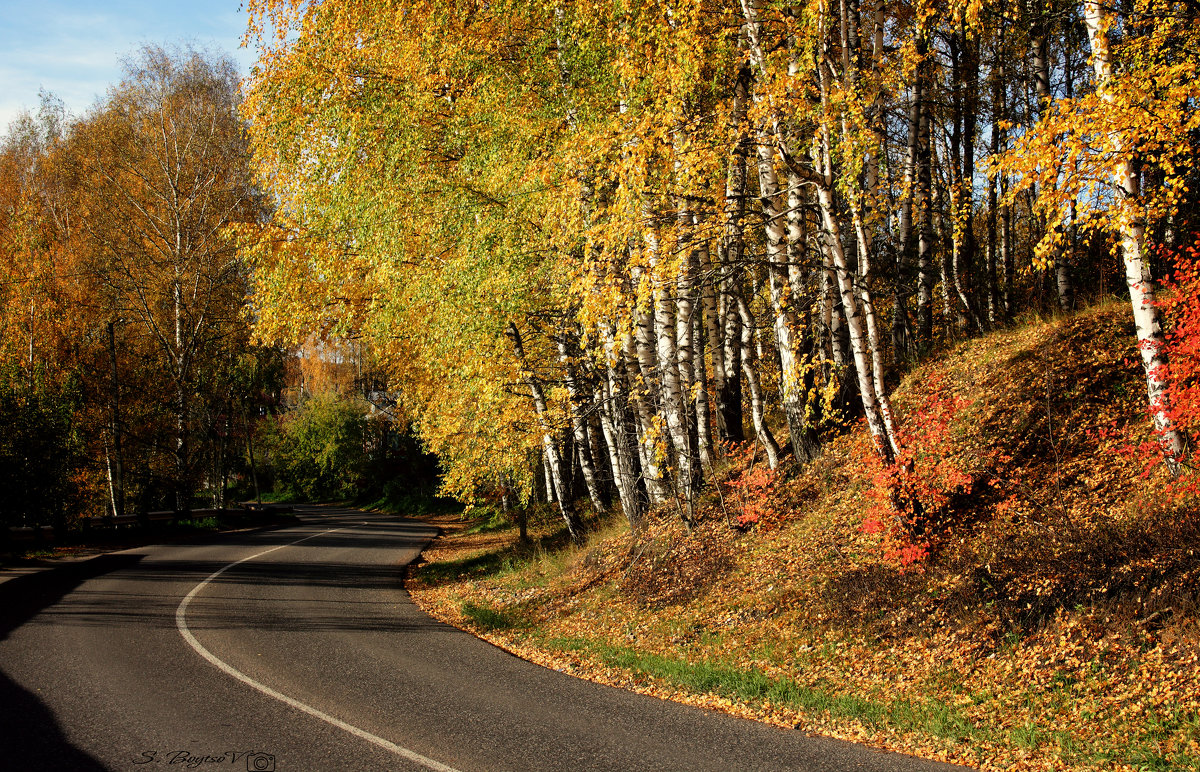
[270,393,368,501]
[0,367,81,528]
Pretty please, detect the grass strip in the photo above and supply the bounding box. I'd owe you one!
[542,636,984,743]
[460,601,525,631]
[535,635,1200,769]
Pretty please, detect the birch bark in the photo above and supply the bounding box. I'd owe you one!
[624,302,671,503]
[736,294,781,469]
[599,324,644,526]
[1082,2,1186,473]
[719,60,753,444]
[695,238,717,470]
[507,322,583,539]
[556,326,606,513]
[651,229,698,522]
[740,0,820,463]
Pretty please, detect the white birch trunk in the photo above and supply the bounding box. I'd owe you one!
[806,6,901,464]
[1083,3,1186,472]
[752,115,812,463]
[736,294,781,469]
[623,324,671,505]
[543,450,557,504]
[696,238,717,470]
[557,329,606,513]
[651,236,697,522]
[814,143,900,464]
[507,322,582,539]
[599,326,644,526]
[720,61,752,444]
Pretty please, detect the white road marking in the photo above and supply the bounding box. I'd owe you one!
[175,527,461,772]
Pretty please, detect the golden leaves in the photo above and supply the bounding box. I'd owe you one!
[994,0,1200,255]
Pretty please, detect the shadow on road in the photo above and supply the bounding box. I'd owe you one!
[1,520,449,635]
[0,555,141,771]
[24,557,457,635]
[0,669,108,770]
[0,554,144,641]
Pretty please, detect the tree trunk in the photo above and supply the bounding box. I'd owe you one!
[599,326,644,527]
[694,239,716,471]
[742,0,820,464]
[750,114,816,464]
[106,320,125,520]
[1029,0,1074,313]
[986,38,1004,327]
[720,289,745,443]
[809,5,901,464]
[506,322,583,540]
[1083,2,1186,472]
[894,73,922,362]
[948,26,981,334]
[916,30,936,344]
[623,320,671,504]
[1001,173,1013,318]
[652,227,698,524]
[557,327,606,513]
[735,294,781,469]
[243,405,262,504]
[704,245,727,445]
[720,61,751,444]
[813,151,900,462]
[542,452,556,504]
[598,378,642,528]
[174,373,189,518]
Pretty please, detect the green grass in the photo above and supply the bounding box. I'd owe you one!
[528,632,1200,769]
[362,483,462,517]
[418,547,527,585]
[464,509,515,535]
[541,636,984,742]
[174,516,219,530]
[460,601,525,631]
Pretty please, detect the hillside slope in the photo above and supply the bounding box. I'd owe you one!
[408,304,1200,771]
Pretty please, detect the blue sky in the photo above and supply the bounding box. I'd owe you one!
[0,1,258,130]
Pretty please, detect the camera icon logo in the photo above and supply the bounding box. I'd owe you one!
[245,752,275,771]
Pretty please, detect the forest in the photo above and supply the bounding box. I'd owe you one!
[237,0,1200,533]
[1,0,1198,539]
[2,0,1200,767]
[0,49,438,528]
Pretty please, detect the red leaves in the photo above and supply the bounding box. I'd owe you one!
[1158,236,1200,444]
[885,543,929,567]
[857,368,975,569]
[722,443,781,529]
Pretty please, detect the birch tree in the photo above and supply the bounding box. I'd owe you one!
[74,46,259,513]
[998,0,1198,472]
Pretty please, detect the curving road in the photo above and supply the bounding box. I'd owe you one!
[0,505,970,771]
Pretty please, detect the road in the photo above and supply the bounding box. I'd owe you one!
[0,505,970,771]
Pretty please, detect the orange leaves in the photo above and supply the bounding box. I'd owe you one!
[853,366,976,568]
[722,443,781,528]
[1157,236,1200,439]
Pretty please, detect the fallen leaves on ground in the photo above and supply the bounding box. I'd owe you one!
[408,306,1200,772]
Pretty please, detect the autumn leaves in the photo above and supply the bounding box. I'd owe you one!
[0,47,269,523]
[237,0,1198,528]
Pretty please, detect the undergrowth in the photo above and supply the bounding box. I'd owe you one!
[408,304,1200,772]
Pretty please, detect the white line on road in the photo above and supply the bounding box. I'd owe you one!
[175,527,462,772]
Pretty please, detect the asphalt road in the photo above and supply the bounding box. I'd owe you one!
[0,505,972,772]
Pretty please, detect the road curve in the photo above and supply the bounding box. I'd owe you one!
[0,505,971,771]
